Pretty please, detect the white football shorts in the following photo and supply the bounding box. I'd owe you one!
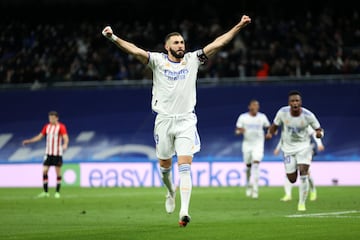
[154,112,201,159]
[283,146,313,174]
[242,148,264,164]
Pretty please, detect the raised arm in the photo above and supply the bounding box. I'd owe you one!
[102,26,149,65]
[203,15,251,58]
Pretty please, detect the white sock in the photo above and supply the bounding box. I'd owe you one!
[309,175,316,193]
[160,167,174,195]
[299,175,309,205]
[246,166,251,187]
[252,163,259,194]
[284,176,293,197]
[179,164,192,216]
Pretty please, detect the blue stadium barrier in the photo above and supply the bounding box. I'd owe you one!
[1,81,359,163]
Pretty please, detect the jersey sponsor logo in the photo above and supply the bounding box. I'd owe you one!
[245,123,262,130]
[164,69,189,81]
[287,126,305,134]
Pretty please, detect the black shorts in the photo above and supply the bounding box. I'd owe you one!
[43,155,63,167]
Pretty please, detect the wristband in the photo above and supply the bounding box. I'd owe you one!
[110,34,118,42]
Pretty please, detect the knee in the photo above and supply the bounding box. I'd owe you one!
[288,178,297,184]
[299,165,309,176]
[177,156,193,165]
[287,173,297,183]
[159,159,172,168]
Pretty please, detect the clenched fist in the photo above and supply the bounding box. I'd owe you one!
[102,26,117,42]
[239,15,251,28]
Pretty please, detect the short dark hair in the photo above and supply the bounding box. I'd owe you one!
[164,32,182,43]
[249,99,258,104]
[288,90,302,97]
[48,111,59,117]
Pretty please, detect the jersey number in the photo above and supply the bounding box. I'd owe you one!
[284,155,291,164]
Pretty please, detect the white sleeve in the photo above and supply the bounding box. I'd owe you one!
[236,115,244,128]
[263,114,271,128]
[309,112,321,130]
[273,109,282,126]
[306,125,315,135]
[276,140,282,152]
[147,52,161,70]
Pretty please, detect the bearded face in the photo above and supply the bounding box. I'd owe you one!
[169,47,185,59]
[165,35,185,60]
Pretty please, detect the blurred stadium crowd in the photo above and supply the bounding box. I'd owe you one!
[0,0,359,83]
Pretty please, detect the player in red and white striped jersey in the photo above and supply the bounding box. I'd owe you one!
[23,111,69,198]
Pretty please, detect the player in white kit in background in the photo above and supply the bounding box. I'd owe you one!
[235,100,270,199]
[102,15,251,227]
[274,125,325,202]
[266,90,324,211]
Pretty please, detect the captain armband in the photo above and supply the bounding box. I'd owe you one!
[197,49,208,64]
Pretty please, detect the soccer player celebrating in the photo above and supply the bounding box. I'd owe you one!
[274,125,325,202]
[266,90,324,211]
[235,100,270,199]
[22,111,69,198]
[102,15,251,226]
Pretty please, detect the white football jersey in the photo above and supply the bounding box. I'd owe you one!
[236,112,270,150]
[147,51,203,115]
[274,106,321,154]
[275,125,324,152]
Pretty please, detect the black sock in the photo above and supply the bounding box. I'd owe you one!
[56,176,62,192]
[43,174,48,192]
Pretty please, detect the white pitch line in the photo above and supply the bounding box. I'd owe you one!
[286,210,360,218]
[307,216,360,218]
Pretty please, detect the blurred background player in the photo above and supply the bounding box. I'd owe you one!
[102,15,251,226]
[274,125,325,201]
[22,111,69,198]
[266,90,324,211]
[235,100,270,199]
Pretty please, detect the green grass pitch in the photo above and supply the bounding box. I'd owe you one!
[0,186,359,240]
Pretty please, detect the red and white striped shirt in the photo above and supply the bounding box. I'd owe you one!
[41,122,68,156]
